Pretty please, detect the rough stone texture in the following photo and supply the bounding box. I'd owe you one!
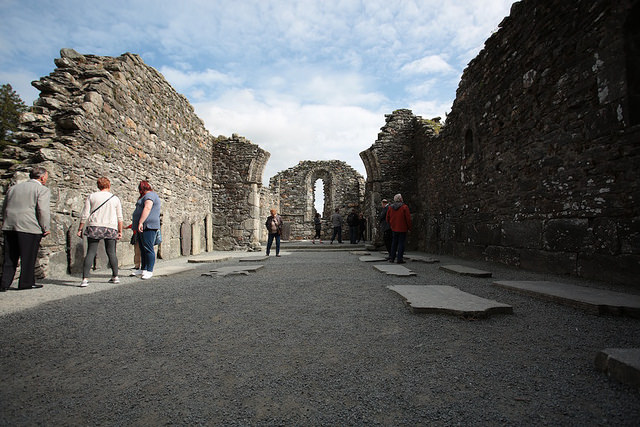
[494,280,640,318]
[212,134,269,250]
[0,49,218,276]
[361,0,640,286]
[387,284,513,317]
[595,348,640,388]
[265,160,364,240]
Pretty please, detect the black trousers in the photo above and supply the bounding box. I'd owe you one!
[1,230,42,289]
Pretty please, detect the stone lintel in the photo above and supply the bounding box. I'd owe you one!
[388,285,513,318]
[493,281,640,317]
[440,265,492,277]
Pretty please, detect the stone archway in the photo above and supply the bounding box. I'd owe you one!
[266,160,364,240]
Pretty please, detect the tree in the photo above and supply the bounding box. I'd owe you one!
[0,83,28,145]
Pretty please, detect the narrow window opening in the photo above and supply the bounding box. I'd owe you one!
[314,179,325,217]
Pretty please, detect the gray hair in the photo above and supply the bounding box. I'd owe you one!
[393,193,403,202]
[29,167,48,180]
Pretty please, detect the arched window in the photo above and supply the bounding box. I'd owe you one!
[625,2,640,126]
[314,178,325,216]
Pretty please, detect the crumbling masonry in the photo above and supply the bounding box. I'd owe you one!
[0,0,638,286]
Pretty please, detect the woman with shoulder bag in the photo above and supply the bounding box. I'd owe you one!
[77,177,123,287]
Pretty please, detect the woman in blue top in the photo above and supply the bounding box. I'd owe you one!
[131,180,162,279]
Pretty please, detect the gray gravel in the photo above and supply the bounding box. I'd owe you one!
[1,250,639,426]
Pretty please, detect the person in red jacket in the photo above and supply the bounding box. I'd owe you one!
[385,193,411,263]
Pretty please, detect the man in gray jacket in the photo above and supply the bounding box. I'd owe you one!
[1,167,51,291]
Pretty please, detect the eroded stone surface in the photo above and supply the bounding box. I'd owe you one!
[440,265,492,278]
[203,264,265,277]
[405,255,439,263]
[388,285,513,317]
[359,256,387,262]
[373,264,416,276]
[494,281,640,317]
[595,348,640,388]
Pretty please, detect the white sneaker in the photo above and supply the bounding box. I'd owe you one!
[141,271,153,280]
[108,277,120,284]
[80,279,88,287]
[130,269,143,277]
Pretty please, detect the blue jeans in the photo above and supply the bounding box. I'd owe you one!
[138,229,157,271]
[389,231,407,262]
[266,233,280,255]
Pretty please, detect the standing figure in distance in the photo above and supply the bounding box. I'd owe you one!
[386,193,412,264]
[0,167,51,291]
[265,209,283,256]
[378,199,392,256]
[357,213,367,243]
[330,208,343,244]
[312,212,322,244]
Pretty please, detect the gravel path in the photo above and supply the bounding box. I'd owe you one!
[1,250,639,425]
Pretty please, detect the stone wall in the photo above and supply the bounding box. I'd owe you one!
[0,49,220,276]
[360,109,439,246]
[362,0,640,285]
[212,134,269,250]
[265,160,365,240]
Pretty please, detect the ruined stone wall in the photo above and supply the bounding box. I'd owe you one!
[212,134,269,250]
[359,109,429,247]
[266,160,365,240]
[408,0,639,285]
[0,49,216,276]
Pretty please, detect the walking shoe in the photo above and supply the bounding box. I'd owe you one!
[109,277,120,284]
[130,269,143,276]
[80,279,89,287]
[141,271,153,280]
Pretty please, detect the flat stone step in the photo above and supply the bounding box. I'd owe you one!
[373,264,416,276]
[440,265,492,277]
[188,256,232,263]
[405,255,439,263]
[387,285,513,318]
[493,281,640,317]
[595,348,640,388]
[359,256,387,262]
[238,256,270,262]
[203,264,265,277]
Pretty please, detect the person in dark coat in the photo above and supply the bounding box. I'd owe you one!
[378,199,392,255]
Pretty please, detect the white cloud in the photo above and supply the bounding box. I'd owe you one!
[194,89,383,184]
[401,55,454,75]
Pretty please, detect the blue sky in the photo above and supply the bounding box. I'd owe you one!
[0,0,514,184]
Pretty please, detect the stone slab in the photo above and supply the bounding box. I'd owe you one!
[351,251,371,255]
[239,256,270,262]
[387,285,513,317]
[493,281,640,317]
[440,264,492,278]
[595,348,640,388]
[373,264,416,276]
[359,256,387,262]
[188,256,232,263]
[203,264,265,277]
[405,255,439,263]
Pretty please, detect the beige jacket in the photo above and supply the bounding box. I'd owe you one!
[80,191,123,230]
[1,179,51,234]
